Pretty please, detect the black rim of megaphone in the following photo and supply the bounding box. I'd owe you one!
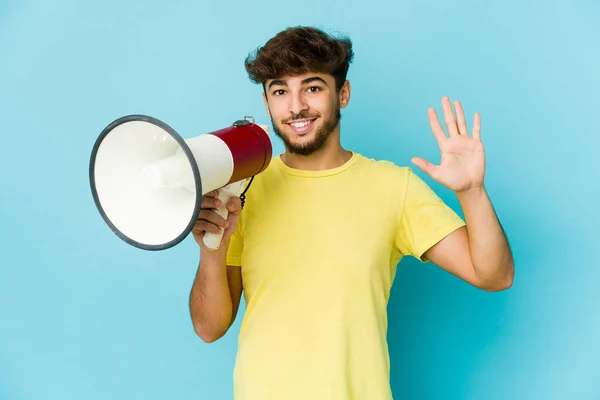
[89,114,202,251]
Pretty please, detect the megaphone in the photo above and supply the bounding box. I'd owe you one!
[89,114,272,251]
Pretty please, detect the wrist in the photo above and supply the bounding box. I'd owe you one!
[456,185,486,203]
[200,238,230,262]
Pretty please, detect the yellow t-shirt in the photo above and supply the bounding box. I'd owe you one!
[226,152,465,400]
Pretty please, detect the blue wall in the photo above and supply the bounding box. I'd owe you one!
[1,0,598,399]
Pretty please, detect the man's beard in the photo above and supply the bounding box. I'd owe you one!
[271,107,341,157]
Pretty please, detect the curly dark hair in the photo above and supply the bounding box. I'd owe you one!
[245,26,354,92]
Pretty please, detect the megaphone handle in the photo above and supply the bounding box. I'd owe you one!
[203,184,242,250]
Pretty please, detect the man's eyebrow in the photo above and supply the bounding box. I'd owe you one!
[267,79,287,89]
[301,76,328,86]
[267,76,329,90]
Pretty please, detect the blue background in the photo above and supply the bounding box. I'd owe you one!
[1,0,599,399]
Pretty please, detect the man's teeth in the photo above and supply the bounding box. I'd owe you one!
[291,120,311,128]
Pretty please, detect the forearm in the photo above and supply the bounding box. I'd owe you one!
[189,239,233,342]
[457,186,514,289]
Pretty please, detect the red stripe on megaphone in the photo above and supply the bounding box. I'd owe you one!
[210,123,272,184]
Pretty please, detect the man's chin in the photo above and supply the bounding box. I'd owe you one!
[285,135,329,156]
[286,145,318,156]
[285,139,313,152]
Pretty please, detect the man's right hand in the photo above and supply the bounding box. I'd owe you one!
[192,190,242,251]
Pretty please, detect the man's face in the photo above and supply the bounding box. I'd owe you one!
[263,72,350,156]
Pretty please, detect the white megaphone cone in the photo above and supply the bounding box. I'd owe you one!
[89,115,272,251]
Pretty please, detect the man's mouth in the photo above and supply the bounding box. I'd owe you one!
[287,118,317,134]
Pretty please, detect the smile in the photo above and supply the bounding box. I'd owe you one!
[288,119,316,134]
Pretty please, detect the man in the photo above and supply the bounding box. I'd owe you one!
[189,26,514,400]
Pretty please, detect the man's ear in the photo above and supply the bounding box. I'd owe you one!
[339,80,351,109]
[263,91,271,118]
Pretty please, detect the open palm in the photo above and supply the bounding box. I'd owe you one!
[412,97,485,193]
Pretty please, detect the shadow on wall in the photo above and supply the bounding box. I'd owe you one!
[387,255,511,400]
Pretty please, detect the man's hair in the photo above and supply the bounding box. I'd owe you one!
[245,26,354,92]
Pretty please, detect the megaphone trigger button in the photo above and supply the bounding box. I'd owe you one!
[233,119,250,127]
[233,116,255,127]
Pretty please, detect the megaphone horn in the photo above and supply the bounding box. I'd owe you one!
[89,115,272,251]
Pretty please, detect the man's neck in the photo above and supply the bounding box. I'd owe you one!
[280,145,353,171]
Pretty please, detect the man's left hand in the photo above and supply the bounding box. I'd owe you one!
[411,96,485,193]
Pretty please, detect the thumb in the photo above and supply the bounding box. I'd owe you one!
[227,196,242,216]
[411,157,438,178]
[223,197,242,238]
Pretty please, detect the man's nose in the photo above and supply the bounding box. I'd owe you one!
[289,93,308,116]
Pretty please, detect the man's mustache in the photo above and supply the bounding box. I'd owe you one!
[281,110,320,124]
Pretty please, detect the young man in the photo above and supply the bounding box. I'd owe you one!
[189,26,514,400]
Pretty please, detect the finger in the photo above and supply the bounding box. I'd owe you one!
[454,100,468,136]
[193,220,222,235]
[226,196,242,213]
[428,108,447,144]
[411,157,439,179]
[472,112,481,140]
[201,195,222,209]
[441,96,460,137]
[197,209,229,228]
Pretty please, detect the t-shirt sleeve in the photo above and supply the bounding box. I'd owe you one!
[226,211,244,267]
[395,168,466,262]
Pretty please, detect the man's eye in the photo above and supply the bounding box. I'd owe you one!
[307,86,321,92]
[272,89,285,96]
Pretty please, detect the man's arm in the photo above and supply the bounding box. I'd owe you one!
[424,187,514,292]
[189,192,244,343]
[189,243,243,342]
[411,97,514,291]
